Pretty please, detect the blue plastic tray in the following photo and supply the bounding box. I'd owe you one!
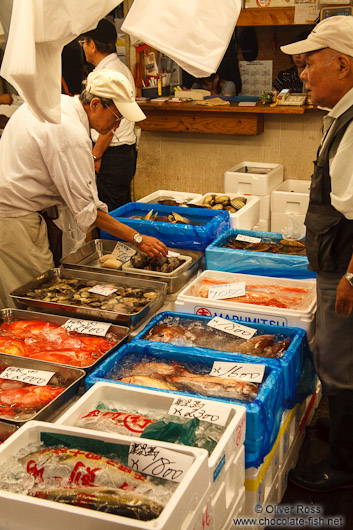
[101,202,230,251]
[205,228,316,279]
[131,311,315,408]
[85,341,285,468]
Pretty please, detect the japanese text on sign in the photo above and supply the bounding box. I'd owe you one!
[168,397,230,426]
[208,316,257,339]
[128,442,194,482]
[112,242,136,263]
[209,361,265,383]
[0,366,55,386]
[63,319,111,337]
[88,285,117,296]
[208,282,246,300]
[236,234,261,244]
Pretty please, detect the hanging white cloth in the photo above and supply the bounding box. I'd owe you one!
[0,0,122,124]
[122,0,241,78]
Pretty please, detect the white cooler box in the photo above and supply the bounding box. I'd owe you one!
[175,269,317,340]
[57,382,246,530]
[188,192,260,230]
[271,212,306,236]
[137,190,202,206]
[271,179,310,216]
[224,162,283,196]
[0,420,210,530]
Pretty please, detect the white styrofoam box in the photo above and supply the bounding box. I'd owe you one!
[56,382,246,499]
[298,379,322,430]
[278,407,299,467]
[188,192,260,230]
[277,431,305,504]
[271,179,310,215]
[252,218,270,232]
[258,193,271,220]
[182,485,212,530]
[224,161,283,196]
[137,190,202,205]
[270,212,306,236]
[175,269,317,340]
[220,487,246,530]
[0,420,209,530]
[211,445,245,530]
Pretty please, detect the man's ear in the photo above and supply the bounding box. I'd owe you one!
[337,54,351,76]
[90,97,101,112]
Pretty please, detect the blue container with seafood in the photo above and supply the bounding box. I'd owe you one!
[85,341,285,468]
[205,228,316,279]
[131,312,316,409]
[101,202,230,251]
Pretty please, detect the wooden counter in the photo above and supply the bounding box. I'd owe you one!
[137,100,317,136]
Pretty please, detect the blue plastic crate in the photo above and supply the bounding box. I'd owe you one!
[205,228,316,279]
[101,202,230,251]
[85,341,285,468]
[131,311,316,409]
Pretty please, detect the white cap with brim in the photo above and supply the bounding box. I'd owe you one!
[85,69,146,122]
[281,15,353,57]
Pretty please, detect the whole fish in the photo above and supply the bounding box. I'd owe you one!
[120,375,178,391]
[169,374,259,402]
[30,486,163,520]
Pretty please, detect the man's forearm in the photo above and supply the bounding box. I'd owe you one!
[94,210,137,243]
[92,131,113,159]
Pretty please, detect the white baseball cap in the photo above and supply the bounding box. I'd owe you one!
[85,69,146,122]
[281,16,353,57]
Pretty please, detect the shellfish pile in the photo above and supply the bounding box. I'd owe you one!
[198,194,247,213]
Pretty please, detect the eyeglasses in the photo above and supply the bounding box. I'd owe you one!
[78,39,86,47]
[104,104,123,123]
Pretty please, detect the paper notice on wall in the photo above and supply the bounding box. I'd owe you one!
[239,60,273,97]
[294,0,320,24]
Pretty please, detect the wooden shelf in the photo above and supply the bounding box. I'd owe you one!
[238,7,298,26]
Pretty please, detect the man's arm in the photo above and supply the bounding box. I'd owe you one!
[94,210,167,257]
[335,251,353,317]
[92,131,113,172]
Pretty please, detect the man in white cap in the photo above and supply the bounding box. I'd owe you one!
[0,68,167,309]
[281,15,353,492]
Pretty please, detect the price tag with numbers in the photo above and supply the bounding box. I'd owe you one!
[128,441,194,482]
[0,366,55,386]
[112,242,136,263]
[209,361,265,383]
[168,397,230,426]
[63,319,111,337]
[208,282,246,300]
[88,285,117,296]
[236,234,262,244]
[208,316,257,339]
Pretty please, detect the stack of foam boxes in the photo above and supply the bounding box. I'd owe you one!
[270,179,310,236]
[224,161,284,232]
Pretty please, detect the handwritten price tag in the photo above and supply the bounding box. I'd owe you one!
[236,234,261,244]
[128,442,194,482]
[112,242,136,263]
[0,366,55,386]
[208,282,246,300]
[167,250,180,257]
[209,361,265,383]
[63,319,111,337]
[208,316,256,339]
[88,285,117,296]
[168,397,230,426]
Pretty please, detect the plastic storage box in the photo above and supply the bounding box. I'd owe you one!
[271,179,310,216]
[57,382,246,530]
[271,212,306,236]
[187,192,260,230]
[175,270,317,340]
[85,342,286,468]
[224,161,283,196]
[101,203,230,251]
[205,228,315,279]
[0,421,209,530]
[137,190,202,206]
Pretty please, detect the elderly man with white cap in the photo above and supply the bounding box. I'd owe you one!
[0,69,167,309]
[281,16,353,492]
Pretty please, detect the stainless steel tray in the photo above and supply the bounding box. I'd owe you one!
[0,308,130,370]
[0,421,18,442]
[0,352,85,426]
[10,269,167,329]
[61,240,203,293]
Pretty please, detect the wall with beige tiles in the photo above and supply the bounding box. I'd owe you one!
[132,111,325,199]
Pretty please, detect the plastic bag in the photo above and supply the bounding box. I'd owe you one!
[122,0,241,78]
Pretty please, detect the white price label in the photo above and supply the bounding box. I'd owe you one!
[63,319,111,337]
[128,442,193,482]
[168,397,230,426]
[167,250,180,257]
[236,234,262,244]
[112,242,136,263]
[208,282,246,300]
[209,361,265,383]
[88,285,117,296]
[0,366,55,386]
[208,316,257,339]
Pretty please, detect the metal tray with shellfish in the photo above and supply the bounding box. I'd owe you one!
[10,269,167,329]
[61,240,204,294]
